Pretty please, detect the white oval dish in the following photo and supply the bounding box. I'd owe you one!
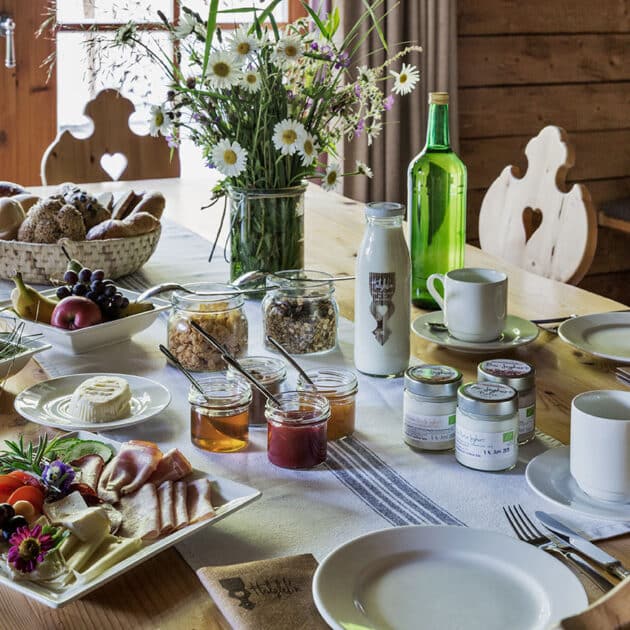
[558,312,630,362]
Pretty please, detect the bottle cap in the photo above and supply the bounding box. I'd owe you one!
[365,202,405,218]
[429,92,449,105]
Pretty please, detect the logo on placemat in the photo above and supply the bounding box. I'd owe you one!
[219,575,303,610]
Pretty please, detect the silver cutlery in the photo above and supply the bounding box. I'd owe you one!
[615,367,630,387]
[503,505,615,591]
[535,511,630,580]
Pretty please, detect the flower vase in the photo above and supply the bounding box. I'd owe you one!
[228,184,306,281]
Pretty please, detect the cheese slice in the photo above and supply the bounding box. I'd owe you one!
[69,375,132,423]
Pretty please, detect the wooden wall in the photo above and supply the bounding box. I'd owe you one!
[457,0,630,303]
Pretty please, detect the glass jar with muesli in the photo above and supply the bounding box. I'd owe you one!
[167,283,248,371]
[262,270,338,355]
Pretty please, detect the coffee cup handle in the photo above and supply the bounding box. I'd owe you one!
[427,273,445,311]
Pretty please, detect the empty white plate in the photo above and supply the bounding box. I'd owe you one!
[14,372,171,431]
[558,312,630,362]
[313,525,586,630]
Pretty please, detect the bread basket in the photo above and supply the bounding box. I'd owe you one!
[0,226,161,284]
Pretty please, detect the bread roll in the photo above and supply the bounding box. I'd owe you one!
[129,191,165,220]
[86,219,133,240]
[111,190,144,220]
[0,198,26,240]
[11,194,40,213]
[0,181,26,198]
[123,211,160,235]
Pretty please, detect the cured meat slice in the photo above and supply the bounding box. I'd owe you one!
[71,454,104,492]
[186,479,215,524]
[174,481,188,530]
[149,449,193,486]
[118,483,160,540]
[157,481,175,536]
[98,440,163,502]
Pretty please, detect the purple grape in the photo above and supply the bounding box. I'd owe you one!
[56,286,71,299]
[113,294,124,307]
[63,270,78,285]
[78,268,92,283]
[120,297,129,309]
[104,285,117,297]
[73,283,88,296]
[92,269,105,282]
[91,280,105,295]
[86,291,97,302]
[103,279,114,286]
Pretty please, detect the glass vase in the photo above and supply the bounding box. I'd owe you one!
[228,184,306,282]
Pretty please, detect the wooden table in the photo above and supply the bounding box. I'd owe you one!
[1,178,628,628]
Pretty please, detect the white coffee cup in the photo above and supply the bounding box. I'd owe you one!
[426,268,508,342]
[570,390,630,503]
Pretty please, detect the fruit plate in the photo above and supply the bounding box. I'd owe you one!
[0,333,52,381]
[0,289,169,354]
[0,430,261,608]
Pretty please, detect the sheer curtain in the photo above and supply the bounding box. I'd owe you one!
[342,0,459,204]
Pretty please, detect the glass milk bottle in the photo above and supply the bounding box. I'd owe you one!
[354,202,410,377]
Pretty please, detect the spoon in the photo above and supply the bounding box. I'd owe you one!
[232,270,355,290]
[265,335,317,390]
[158,344,207,397]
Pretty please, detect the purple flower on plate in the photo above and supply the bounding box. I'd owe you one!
[41,459,75,495]
[7,524,54,574]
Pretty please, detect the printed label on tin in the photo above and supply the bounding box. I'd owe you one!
[455,426,517,469]
[404,412,456,444]
[519,404,536,436]
[409,365,460,383]
[463,382,515,402]
[481,359,532,378]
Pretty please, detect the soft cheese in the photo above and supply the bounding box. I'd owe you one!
[69,375,132,423]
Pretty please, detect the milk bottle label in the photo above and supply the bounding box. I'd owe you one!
[368,272,396,346]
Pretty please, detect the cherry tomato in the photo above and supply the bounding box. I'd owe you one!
[7,485,44,513]
[7,471,44,490]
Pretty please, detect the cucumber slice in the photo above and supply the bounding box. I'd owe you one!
[65,440,115,464]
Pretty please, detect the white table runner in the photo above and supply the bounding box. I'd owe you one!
[1,220,626,572]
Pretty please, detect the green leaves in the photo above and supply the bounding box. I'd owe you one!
[201,0,220,80]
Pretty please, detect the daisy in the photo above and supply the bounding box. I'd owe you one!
[298,133,318,166]
[241,70,261,93]
[321,163,341,191]
[206,51,241,90]
[356,64,375,83]
[356,160,373,178]
[211,139,248,177]
[173,12,203,39]
[367,120,383,146]
[272,118,306,156]
[390,63,420,95]
[229,25,260,61]
[273,35,303,67]
[149,104,170,137]
[8,525,54,574]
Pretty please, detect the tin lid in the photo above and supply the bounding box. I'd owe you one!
[365,202,405,218]
[457,382,518,416]
[478,359,535,391]
[404,365,462,397]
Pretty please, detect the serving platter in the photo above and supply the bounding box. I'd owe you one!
[0,430,260,608]
[0,333,51,381]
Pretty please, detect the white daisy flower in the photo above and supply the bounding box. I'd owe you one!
[206,51,241,90]
[229,25,260,61]
[241,70,261,93]
[211,139,248,177]
[390,63,420,95]
[356,160,373,178]
[273,35,304,67]
[272,118,306,156]
[321,163,341,191]
[173,12,203,39]
[367,120,383,146]
[357,64,375,83]
[298,133,318,166]
[149,104,170,137]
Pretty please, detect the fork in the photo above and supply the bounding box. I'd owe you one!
[615,367,630,386]
[503,504,614,592]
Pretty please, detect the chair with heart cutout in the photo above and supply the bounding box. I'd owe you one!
[40,88,180,185]
[478,125,597,285]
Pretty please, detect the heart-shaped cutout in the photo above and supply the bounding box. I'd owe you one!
[522,206,543,242]
[100,152,128,181]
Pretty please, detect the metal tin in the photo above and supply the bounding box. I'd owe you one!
[478,359,535,392]
[457,382,518,417]
[404,365,462,398]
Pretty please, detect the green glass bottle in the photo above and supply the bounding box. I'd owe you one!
[408,92,466,309]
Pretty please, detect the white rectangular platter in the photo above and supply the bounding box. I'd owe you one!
[0,430,261,608]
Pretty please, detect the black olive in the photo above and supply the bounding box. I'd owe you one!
[0,503,14,529]
[2,515,28,541]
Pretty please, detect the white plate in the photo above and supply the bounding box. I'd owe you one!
[411,312,539,353]
[0,288,169,354]
[0,333,51,380]
[313,525,586,630]
[0,430,260,608]
[558,312,630,363]
[14,373,171,431]
[526,447,630,521]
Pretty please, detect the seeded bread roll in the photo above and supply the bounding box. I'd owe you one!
[86,219,133,240]
[11,194,40,213]
[123,211,160,235]
[17,198,86,243]
[129,191,165,220]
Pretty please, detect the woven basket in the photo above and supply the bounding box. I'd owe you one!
[0,226,161,284]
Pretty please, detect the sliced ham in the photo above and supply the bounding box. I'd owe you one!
[117,483,160,540]
[186,479,215,524]
[157,481,175,536]
[174,481,188,530]
[98,440,163,502]
[71,454,104,492]
[149,448,193,486]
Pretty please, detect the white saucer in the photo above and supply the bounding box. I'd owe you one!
[526,447,630,521]
[558,312,630,362]
[411,312,539,354]
[14,372,171,431]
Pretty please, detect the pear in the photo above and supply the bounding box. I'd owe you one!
[10,272,58,323]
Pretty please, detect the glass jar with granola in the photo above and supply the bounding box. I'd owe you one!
[168,283,248,371]
[262,270,338,355]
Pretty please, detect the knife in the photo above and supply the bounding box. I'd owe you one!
[536,511,630,580]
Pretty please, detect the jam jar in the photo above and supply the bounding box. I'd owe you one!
[262,270,338,355]
[168,283,248,371]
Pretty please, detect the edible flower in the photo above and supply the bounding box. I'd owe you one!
[7,524,54,573]
[41,459,75,495]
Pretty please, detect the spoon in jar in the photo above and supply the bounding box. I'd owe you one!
[265,335,317,390]
[134,282,263,303]
[232,270,356,290]
[158,344,207,397]
[189,321,281,406]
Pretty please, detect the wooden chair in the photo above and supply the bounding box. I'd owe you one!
[41,89,180,185]
[478,126,597,285]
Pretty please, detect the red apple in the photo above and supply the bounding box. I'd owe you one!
[51,296,103,330]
